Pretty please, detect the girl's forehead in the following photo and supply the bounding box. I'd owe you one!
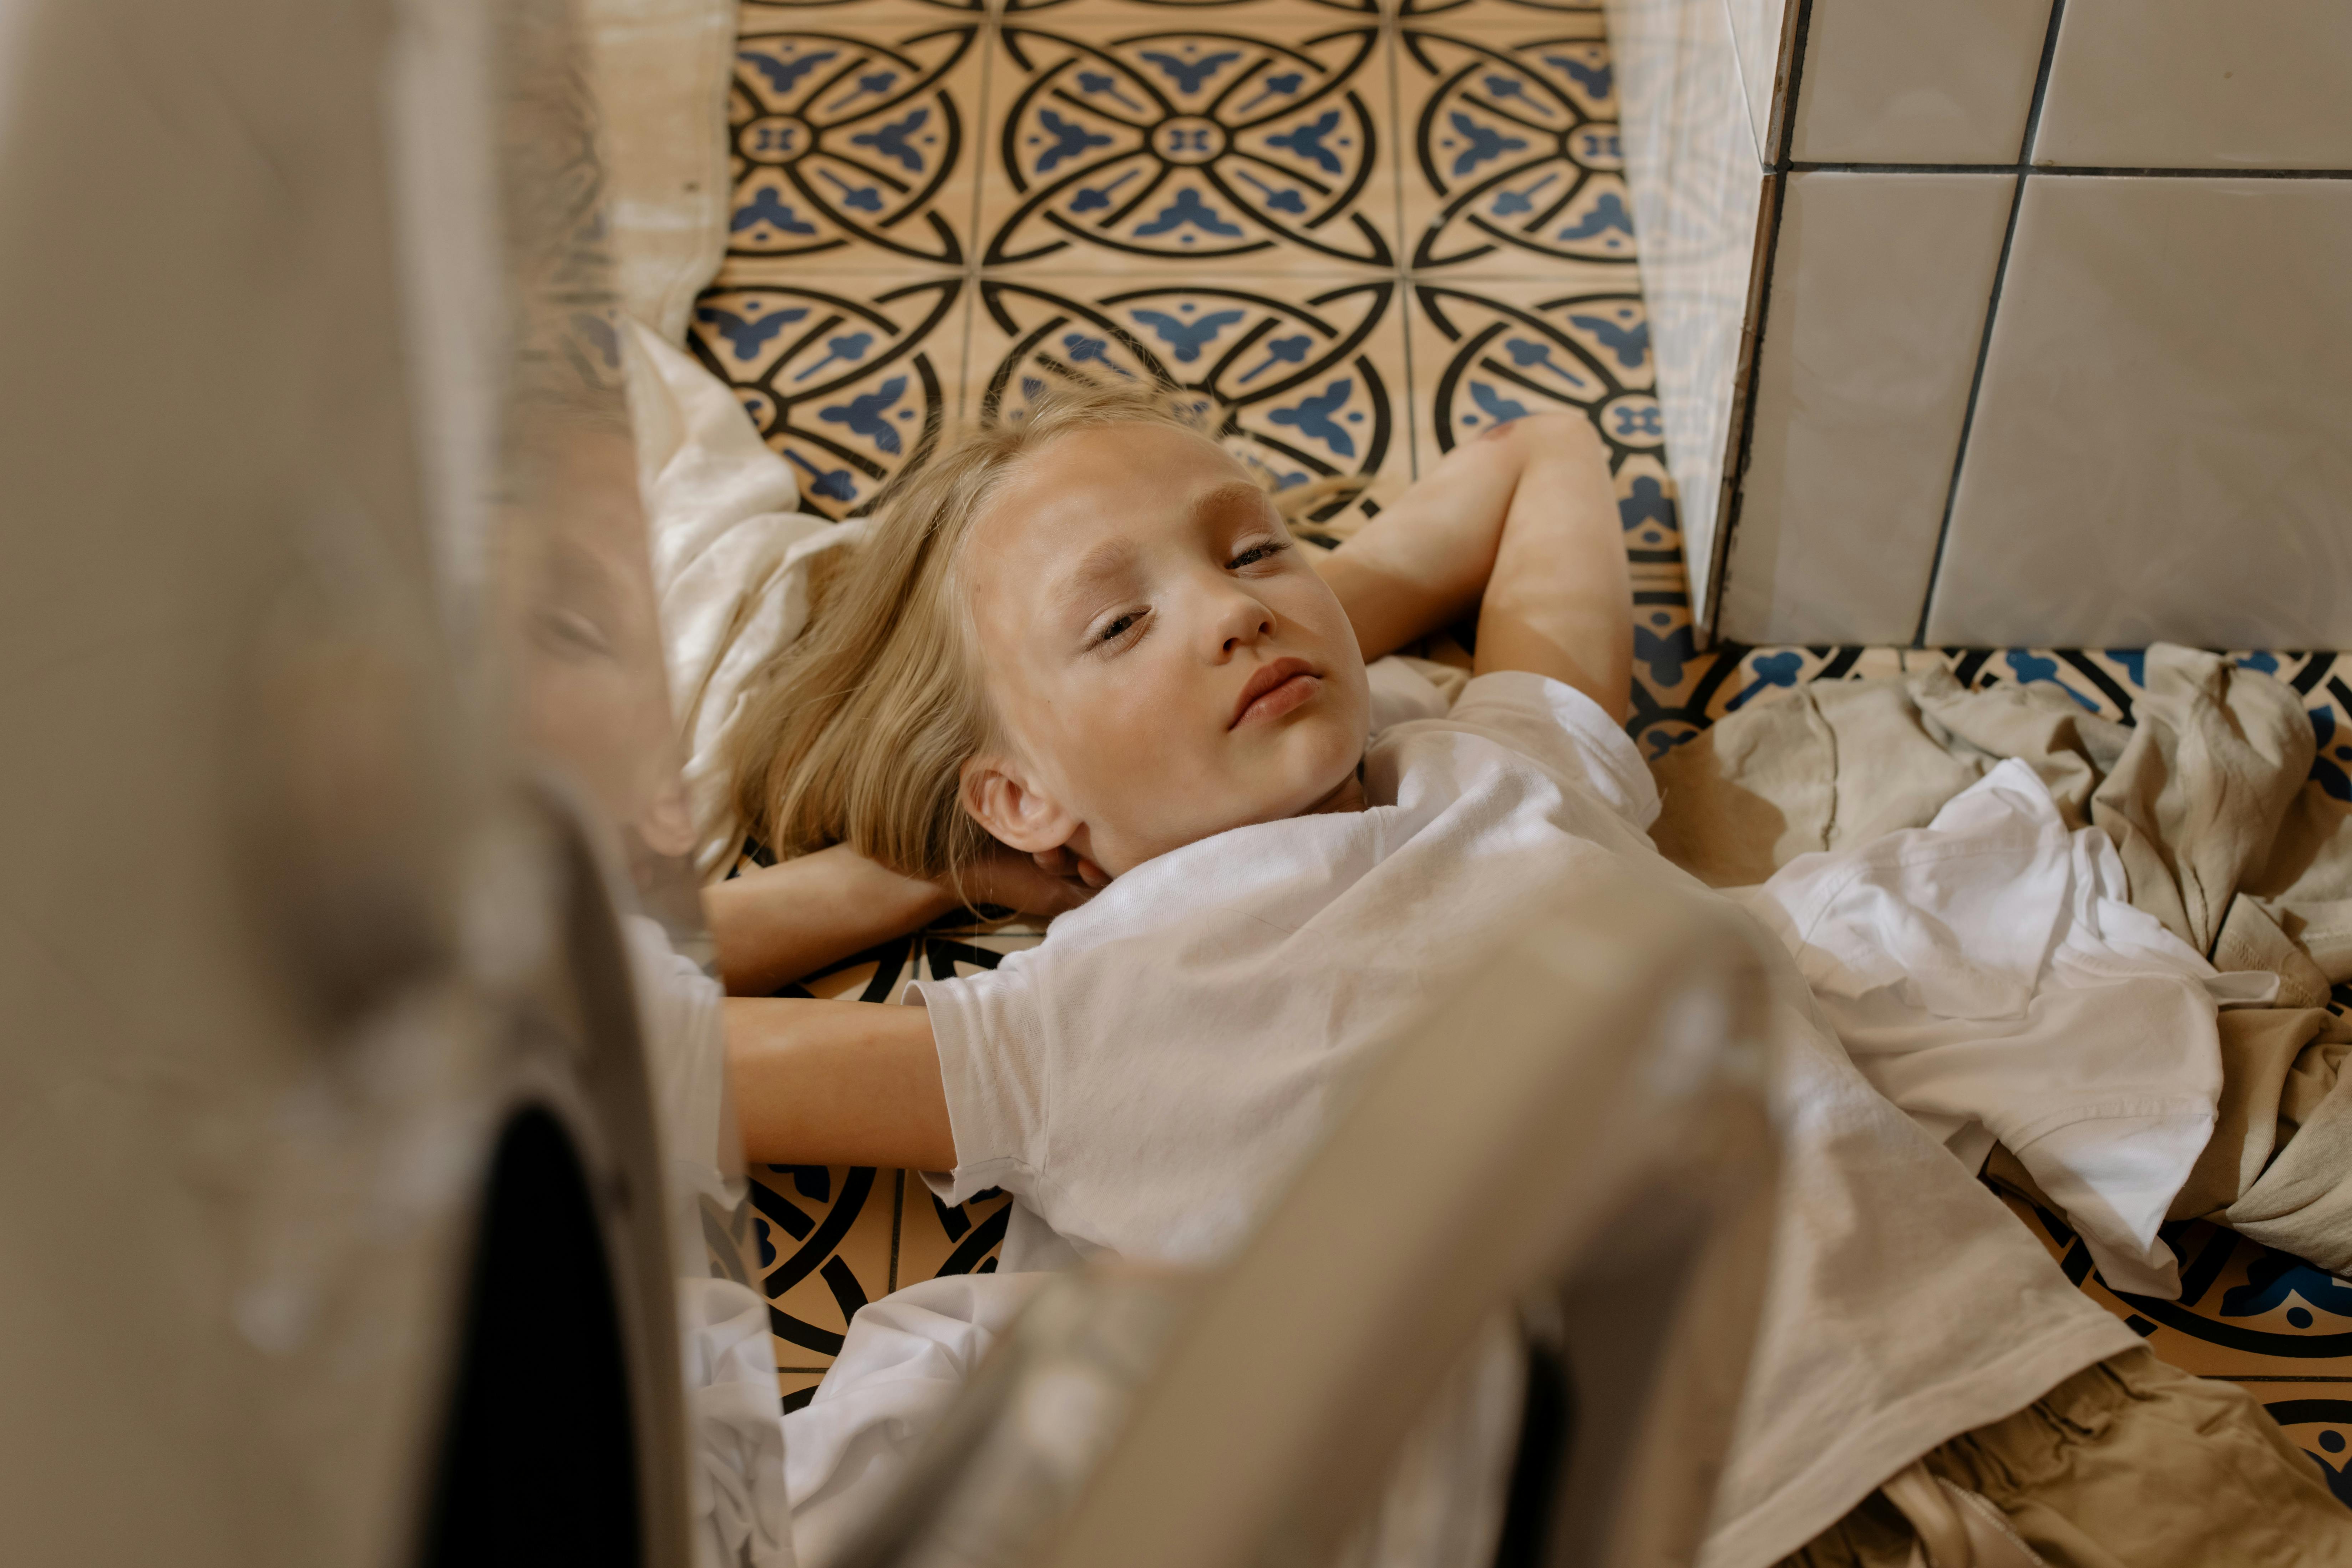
[978,423,1260,557]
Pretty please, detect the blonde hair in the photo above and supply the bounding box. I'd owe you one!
[730,379,1361,892]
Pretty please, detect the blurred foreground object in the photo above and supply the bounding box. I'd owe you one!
[836,868,1779,1568]
[0,0,746,1563]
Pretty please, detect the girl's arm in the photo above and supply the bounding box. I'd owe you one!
[704,841,1092,995]
[1469,416,1632,720]
[1311,411,1630,722]
[726,997,955,1167]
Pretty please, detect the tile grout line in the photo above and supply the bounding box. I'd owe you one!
[1791,160,2352,181]
[1910,0,2068,648]
[1384,9,1420,481]
[955,5,998,425]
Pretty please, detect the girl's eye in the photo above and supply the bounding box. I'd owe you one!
[1097,612,1140,645]
[1228,539,1289,569]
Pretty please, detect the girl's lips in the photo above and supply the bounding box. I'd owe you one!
[1235,671,1320,727]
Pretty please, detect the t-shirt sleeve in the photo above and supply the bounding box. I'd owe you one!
[1435,670,1659,829]
[901,965,1048,1206]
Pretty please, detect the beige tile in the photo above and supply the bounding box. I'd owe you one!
[1407,278,1656,447]
[966,270,1416,517]
[1008,0,1384,15]
[1717,171,2013,645]
[1786,0,2053,165]
[2035,0,2352,171]
[750,1164,899,1372]
[977,14,1399,274]
[687,272,971,516]
[1604,0,1772,630]
[1929,176,2352,649]
[1399,0,1609,27]
[724,11,989,272]
[896,1181,1018,1282]
[1394,27,1636,276]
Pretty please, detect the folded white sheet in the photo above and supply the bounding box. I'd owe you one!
[624,318,867,876]
[1741,758,2277,1297]
[783,1272,1051,1567]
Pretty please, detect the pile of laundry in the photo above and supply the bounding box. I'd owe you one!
[1652,649,2352,1294]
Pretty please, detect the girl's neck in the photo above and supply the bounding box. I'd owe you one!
[1302,760,1368,818]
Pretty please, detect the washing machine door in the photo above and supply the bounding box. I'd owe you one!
[0,2,720,1565]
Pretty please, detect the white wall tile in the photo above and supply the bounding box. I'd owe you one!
[1718,171,2013,644]
[2036,0,2352,170]
[1929,176,2352,648]
[1789,0,2054,165]
[1608,0,1772,626]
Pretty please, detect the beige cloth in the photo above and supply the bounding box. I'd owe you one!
[1783,1348,2352,1567]
[581,0,739,342]
[1652,645,2352,1268]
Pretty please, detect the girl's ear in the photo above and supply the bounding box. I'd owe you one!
[959,756,1078,855]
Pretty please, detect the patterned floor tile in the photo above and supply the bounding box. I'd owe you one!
[967,270,1412,528]
[1398,0,1606,20]
[979,15,1396,273]
[1007,0,1384,15]
[897,1182,1017,1283]
[1394,22,1626,278]
[688,272,968,516]
[751,1162,899,1370]
[779,1368,827,1414]
[725,10,985,270]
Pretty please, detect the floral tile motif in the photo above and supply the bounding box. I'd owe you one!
[969,272,1409,527]
[1996,1187,2352,1379]
[1407,280,1681,653]
[1007,0,1383,13]
[726,17,983,269]
[751,1162,897,1370]
[982,18,1395,271]
[1396,26,1628,275]
[1398,0,1604,17]
[687,274,963,516]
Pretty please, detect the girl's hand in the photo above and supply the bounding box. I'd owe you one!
[1028,843,1111,890]
[953,846,1101,917]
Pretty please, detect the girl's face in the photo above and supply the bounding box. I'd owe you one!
[958,422,1372,876]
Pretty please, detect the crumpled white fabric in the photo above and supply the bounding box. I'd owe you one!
[782,1272,1051,1568]
[682,1277,800,1568]
[1741,758,2277,1297]
[622,914,799,1566]
[623,317,867,875]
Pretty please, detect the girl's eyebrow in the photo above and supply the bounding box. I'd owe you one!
[1047,537,1140,623]
[1191,479,1274,527]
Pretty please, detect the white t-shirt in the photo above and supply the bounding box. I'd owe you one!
[1742,757,2275,1299]
[906,669,2137,1568]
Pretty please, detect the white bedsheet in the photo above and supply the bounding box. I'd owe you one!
[624,318,866,875]
[1741,758,2276,1297]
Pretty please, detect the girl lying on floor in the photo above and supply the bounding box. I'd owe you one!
[703,384,2352,1567]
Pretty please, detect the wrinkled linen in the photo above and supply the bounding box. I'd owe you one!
[623,318,866,874]
[1654,645,2352,1270]
[782,1273,1050,1568]
[1740,760,2275,1296]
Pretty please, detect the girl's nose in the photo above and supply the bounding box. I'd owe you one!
[1213,591,1275,656]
